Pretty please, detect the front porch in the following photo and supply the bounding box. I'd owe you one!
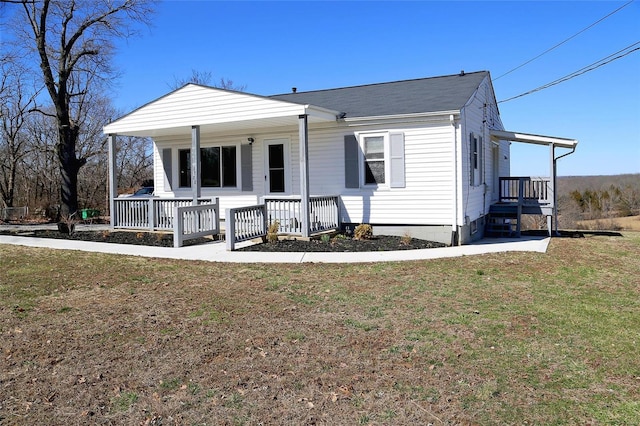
[103,84,343,249]
[112,194,340,248]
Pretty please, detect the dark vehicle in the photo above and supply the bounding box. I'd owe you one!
[131,186,154,197]
[119,186,154,198]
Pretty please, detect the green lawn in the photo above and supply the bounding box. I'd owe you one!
[1,232,638,425]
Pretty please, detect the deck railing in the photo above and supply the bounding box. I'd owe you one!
[113,197,213,230]
[499,177,552,205]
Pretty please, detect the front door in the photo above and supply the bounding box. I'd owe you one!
[264,139,289,194]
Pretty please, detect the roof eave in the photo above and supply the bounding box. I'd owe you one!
[491,129,578,149]
[342,110,461,123]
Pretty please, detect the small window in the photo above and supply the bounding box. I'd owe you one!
[349,132,405,189]
[363,136,385,185]
[470,219,478,235]
[470,133,483,187]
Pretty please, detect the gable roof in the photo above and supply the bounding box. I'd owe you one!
[103,83,339,137]
[104,71,491,137]
[270,71,489,118]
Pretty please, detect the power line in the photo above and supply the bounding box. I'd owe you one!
[498,41,640,103]
[494,0,635,81]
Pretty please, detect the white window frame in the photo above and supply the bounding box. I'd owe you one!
[263,137,291,195]
[358,132,389,189]
[470,132,483,187]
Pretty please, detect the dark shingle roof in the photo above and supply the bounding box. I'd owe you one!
[269,71,489,118]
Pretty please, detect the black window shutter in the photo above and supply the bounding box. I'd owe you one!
[241,144,253,192]
[344,134,360,188]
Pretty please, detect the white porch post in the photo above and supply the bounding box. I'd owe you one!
[299,114,310,238]
[191,125,201,205]
[107,134,117,228]
[551,143,558,236]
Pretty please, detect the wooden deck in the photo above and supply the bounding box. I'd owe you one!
[487,177,555,237]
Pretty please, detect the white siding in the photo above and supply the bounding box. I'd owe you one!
[459,76,505,223]
[307,121,455,226]
[147,117,457,227]
[104,85,314,135]
[141,81,512,230]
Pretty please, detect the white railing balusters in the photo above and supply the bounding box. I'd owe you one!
[226,204,268,250]
[173,198,219,248]
[225,196,340,250]
[113,197,213,230]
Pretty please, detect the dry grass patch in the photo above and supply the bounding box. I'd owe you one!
[1,233,639,425]
[577,215,640,231]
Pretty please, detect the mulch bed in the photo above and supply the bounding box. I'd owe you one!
[0,229,211,247]
[0,228,446,251]
[238,235,447,252]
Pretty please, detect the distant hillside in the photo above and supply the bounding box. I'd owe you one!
[555,173,640,229]
[558,174,639,197]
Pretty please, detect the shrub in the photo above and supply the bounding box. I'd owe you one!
[400,232,412,246]
[266,220,279,243]
[354,224,373,240]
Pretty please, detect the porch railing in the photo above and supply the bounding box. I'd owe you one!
[499,177,552,205]
[113,197,213,230]
[264,195,340,234]
[225,195,340,250]
[225,204,268,251]
[173,200,220,248]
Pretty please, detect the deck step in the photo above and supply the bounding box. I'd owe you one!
[485,215,518,238]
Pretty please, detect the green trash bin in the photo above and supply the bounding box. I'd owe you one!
[81,209,100,220]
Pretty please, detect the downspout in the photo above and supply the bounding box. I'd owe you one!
[450,114,460,246]
[552,144,577,235]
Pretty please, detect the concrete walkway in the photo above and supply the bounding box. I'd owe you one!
[0,224,550,263]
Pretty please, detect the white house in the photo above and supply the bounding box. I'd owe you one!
[103,71,578,248]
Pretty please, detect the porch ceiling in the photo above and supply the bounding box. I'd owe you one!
[490,129,578,149]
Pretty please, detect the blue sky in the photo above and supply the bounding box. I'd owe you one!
[112,1,636,176]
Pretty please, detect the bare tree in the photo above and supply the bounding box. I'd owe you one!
[616,185,640,217]
[22,108,60,215]
[115,135,153,191]
[170,69,246,91]
[0,61,39,208]
[12,0,155,217]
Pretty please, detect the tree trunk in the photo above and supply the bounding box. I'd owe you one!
[7,158,16,207]
[1,151,17,208]
[57,124,81,217]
